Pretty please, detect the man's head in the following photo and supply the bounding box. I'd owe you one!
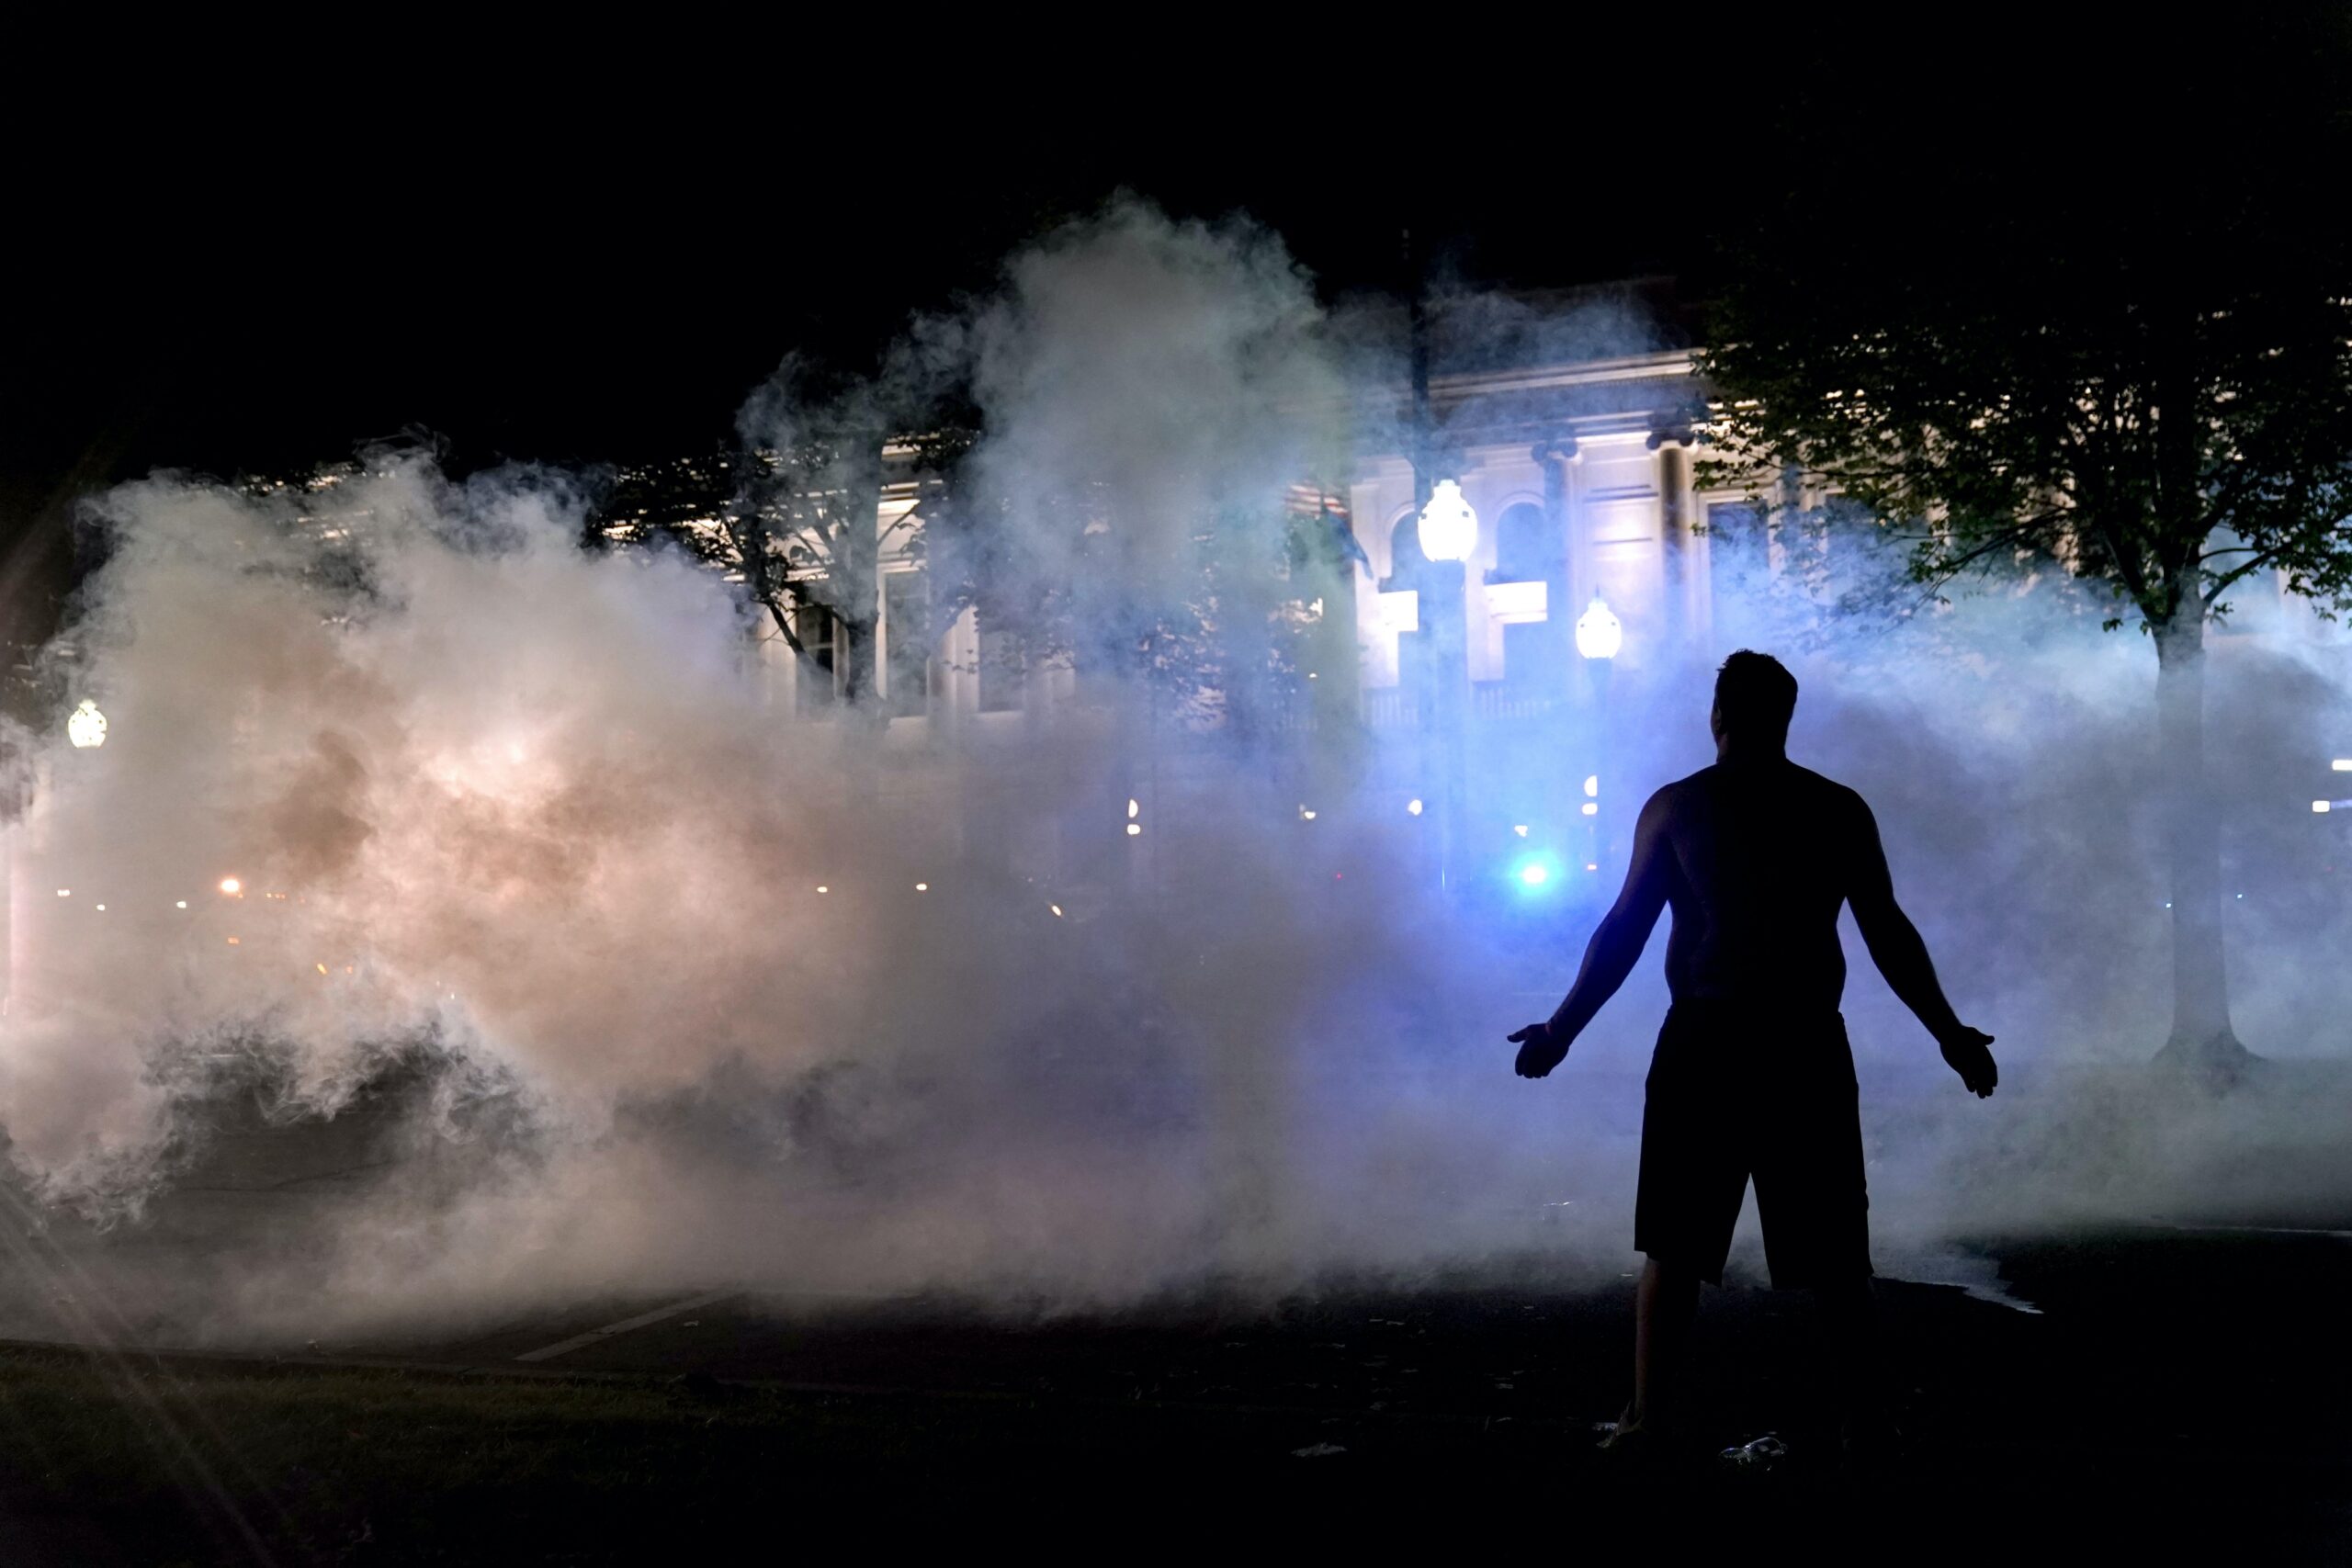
[1712,650,1798,753]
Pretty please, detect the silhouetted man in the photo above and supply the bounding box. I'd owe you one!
[1509,650,1996,1461]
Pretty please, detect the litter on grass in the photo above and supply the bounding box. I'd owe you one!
[1720,1435,1789,1467]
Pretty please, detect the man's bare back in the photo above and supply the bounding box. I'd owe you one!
[1509,749,1995,1093]
[1654,760,1863,1016]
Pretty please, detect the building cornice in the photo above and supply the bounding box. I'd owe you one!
[1424,348,1696,400]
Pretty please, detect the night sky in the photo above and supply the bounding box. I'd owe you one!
[10,152,1707,482]
[7,23,2345,647]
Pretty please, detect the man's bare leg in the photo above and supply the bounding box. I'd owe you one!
[1629,1255,1702,1431]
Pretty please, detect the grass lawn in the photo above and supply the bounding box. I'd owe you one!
[2,1228,2349,1563]
[0,1340,1612,1563]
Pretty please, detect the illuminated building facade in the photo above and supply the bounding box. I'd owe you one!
[761,346,1717,734]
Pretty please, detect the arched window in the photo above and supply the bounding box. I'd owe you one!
[1388,509,1428,582]
[1493,501,1555,583]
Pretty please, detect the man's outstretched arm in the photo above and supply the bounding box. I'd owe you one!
[1846,795,1998,1097]
[1510,789,1673,1078]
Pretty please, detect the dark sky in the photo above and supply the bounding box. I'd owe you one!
[10,149,1708,488]
[3,125,1727,649]
[7,20,2344,647]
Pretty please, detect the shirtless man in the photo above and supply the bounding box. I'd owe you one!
[1509,650,1997,1455]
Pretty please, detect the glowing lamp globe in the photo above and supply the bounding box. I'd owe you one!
[1575,595,1623,661]
[67,700,107,749]
[1416,479,1478,564]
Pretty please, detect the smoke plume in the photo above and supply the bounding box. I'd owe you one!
[3,199,2348,1344]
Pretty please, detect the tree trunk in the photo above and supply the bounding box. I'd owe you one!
[834,428,886,721]
[2149,592,2256,1087]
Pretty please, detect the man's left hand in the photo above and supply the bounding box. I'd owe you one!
[1510,1021,1569,1078]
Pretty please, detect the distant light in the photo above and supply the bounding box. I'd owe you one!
[1512,825,1529,838]
[817,885,829,893]
[1407,798,1424,817]
[1127,798,1140,819]
[1511,850,1564,895]
[1306,671,1318,680]
[2335,760,2352,772]
[1298,806,1317,821]
[1586,863,1600,872]
[2317,801,2335,814]
[1417,479,1479,564]
[1575,595,1623,661]
[220,877,243,895]
[67,699,108,749]
[175,900,187,909]
[1581,802,1600,817]
[315,963,328,976]
[95,904,105,912]
[915,882,929,892]
[1126,823,1143,836]
[55,889,68,898]
[1050,904,1064,918]
[1583,774,1600,798]
[226,937,240,945]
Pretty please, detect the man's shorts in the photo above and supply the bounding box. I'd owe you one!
[1634,999,1871,1290]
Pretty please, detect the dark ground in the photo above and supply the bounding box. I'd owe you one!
[0,1059,2344,1561]
[0,1224,2346,1563]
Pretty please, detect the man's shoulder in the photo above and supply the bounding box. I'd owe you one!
[1649,771,1711,813]
[1790,764,1869,809]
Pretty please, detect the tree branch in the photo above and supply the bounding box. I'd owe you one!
[2204,547,2285,602]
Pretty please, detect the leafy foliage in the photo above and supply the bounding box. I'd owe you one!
[1696,180,2352,638]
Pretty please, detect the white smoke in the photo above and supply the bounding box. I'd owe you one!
[2,199,2347,1345]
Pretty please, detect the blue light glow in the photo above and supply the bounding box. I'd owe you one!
[1509,850,1565,896]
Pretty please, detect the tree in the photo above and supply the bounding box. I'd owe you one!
[1697,164,2352,1084]
[593,407,906,714]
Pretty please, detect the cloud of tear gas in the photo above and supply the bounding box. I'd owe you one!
[3,197,2350,1347]
[963,204,1339,598]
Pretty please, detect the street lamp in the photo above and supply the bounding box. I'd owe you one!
[1416,479,1478,565]
[1578,596,1623,874]
[66,700,107,750]
[1412,479,1476,898]
[1574,595,1623,661]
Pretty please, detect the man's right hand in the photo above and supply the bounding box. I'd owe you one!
[1939,1027,1998,1098]
[1510,1021,1571,1079]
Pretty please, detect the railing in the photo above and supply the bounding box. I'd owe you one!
[1363,683,1561,728]
[1362,687,1412,729]
[1473,682,1561,720]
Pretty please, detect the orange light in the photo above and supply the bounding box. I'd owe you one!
[220,877,243,896]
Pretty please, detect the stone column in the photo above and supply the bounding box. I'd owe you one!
[1647,416,1698,656]
[1532,433,1586,704]
[1531,432,1581,615]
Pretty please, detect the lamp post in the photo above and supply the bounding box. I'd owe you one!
[1577,595,1622,874]
[1574,594,1623,663]
[66,701,107,750]
[1417,479,1476,897]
